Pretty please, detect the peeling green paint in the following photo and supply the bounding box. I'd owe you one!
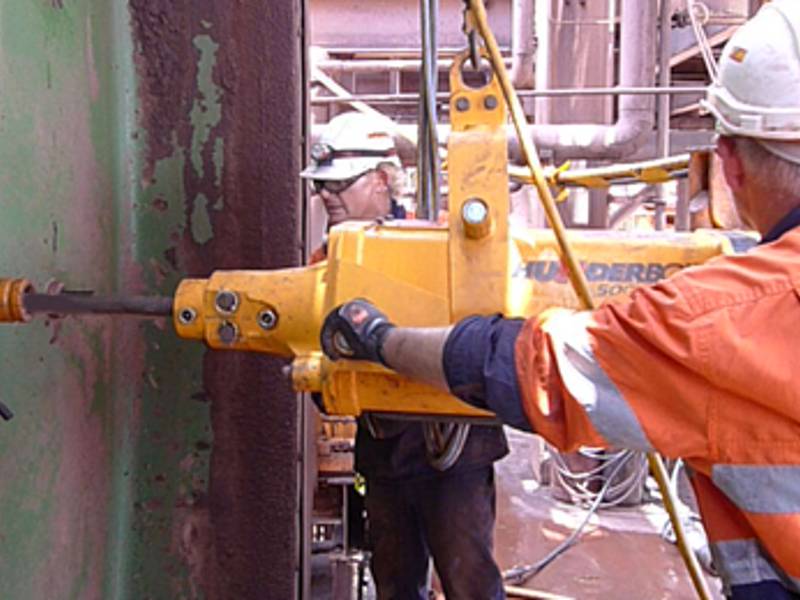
[0,2,121,597]
[213,136,224,192]
[132,145,189,288]
[189,34,221,180]
[191,193,214,245]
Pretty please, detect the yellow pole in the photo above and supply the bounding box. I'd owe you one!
[467,1,712,598]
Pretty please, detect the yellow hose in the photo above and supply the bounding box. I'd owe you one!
[467,1,712,598]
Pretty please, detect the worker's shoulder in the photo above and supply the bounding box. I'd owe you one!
[668,228,800,318]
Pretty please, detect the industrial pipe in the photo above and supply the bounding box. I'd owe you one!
[520,0,658,161]
[509,0,536,88]
[310,85,706,104]
[313,57,511,74]
[312,0,659,163]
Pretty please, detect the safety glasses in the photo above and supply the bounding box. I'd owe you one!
[311,175,362,194]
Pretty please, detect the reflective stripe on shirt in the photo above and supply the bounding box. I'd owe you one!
[543,310,654,452]
[713,464,800,514]
[712,538,800,592]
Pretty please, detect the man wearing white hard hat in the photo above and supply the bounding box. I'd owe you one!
[304,112,508,600]
[302,112,406,233]
[319,4,800,598]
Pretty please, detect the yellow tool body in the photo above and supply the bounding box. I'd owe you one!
[172,219,744,418]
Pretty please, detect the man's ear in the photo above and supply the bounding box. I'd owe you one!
[374,167,389,186]
[716,136,746,194]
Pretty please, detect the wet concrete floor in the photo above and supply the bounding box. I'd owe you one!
[494,429,723,600]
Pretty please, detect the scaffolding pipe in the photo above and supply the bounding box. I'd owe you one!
[313,57,511,74]
[654,0,672,231]
[310,85,706,105]
[510,0,536,88]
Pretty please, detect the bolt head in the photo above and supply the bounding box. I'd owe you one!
[484,95,498,110]
[462,198,489,225]
[455,97,470,112]
[178,307,197,325]
[215,290,239,314]
[258,309,279,331]
[218,322,237,345]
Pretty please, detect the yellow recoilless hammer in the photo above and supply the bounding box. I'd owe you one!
[0,54,745,422]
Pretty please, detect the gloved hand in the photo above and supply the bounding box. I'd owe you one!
[320,299,395,365]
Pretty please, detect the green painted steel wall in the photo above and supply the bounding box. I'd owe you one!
[0,2,303,598]
[0,2,210,598]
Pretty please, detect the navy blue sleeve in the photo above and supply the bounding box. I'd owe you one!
[729,581,799,600]
[442,315,532,431]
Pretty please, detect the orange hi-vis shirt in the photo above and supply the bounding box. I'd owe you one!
[511,227,800,593]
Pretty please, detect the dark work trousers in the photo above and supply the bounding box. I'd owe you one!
[364,465,505,600]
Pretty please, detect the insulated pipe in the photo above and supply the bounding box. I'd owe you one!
[313,57,512,74]
[311,0,657,163]
[517,0,658,161]
[509,0,536,89]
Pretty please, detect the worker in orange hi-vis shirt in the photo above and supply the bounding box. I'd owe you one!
[320,2,800,598]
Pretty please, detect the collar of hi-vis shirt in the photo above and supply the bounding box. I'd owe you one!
[760,205,800,245]
[389,198,406,219]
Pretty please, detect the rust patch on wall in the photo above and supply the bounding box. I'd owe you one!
[129,1,198,184]
[129,1,303,598]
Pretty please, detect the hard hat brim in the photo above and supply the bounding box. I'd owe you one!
[704,85,800,141]
[299,156,400,181]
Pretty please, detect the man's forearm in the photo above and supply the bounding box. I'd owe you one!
[380,326,453,391]
[382,316,531,431]
[319,300,531,430]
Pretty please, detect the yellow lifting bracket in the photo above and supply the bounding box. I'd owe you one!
[447,48,510,319]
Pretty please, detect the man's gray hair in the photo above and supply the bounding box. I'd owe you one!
[734,137,800,198]
[377,162,407,198]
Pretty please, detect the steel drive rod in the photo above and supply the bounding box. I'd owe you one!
[23,293,173,317]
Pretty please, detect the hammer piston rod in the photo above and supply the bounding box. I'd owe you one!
[0,279,173,421]
[0,278,174,322]
[23,292,174,317]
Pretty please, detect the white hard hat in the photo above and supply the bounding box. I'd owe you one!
[301,112,401,181]
[702,0,800,163]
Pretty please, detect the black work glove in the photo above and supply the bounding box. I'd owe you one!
[320,299,395,365]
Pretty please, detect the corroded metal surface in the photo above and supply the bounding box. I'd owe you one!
[0,0,302,598]
[128,1,303,598]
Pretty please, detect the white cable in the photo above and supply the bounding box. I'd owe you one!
[687,0,719,83]
[503,450,637,584]
[550,448,648,509]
